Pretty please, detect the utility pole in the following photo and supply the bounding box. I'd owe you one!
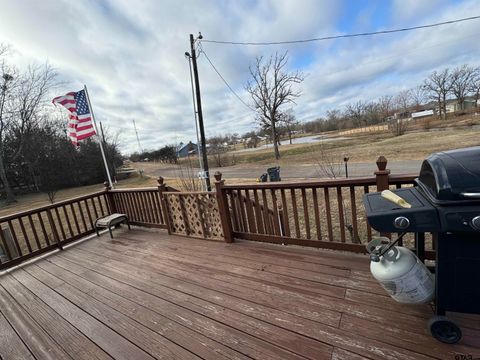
[189,33,211,191]
[99,121,115,183]
[132,119,143,154]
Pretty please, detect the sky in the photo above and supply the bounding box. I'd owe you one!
[0,0,479,154]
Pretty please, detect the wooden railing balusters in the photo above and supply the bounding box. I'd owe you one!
[336,187,346,243]
[270,189,281,236]
[27,215,41,250]
[312,187,322,240]
[0,226,13,260]
[69,203,81,235]
[244,189,256,233]
[18,217,32,253]
[261,189,272,235]
[54,208,66,241]
[46,209,61,247]
[349,186,360,244]
[324,187,334,241]
[62,206,74,238]
[37,212,50,246]
[290,189,301,238]
[253,190,264,234]
[77,202,88,233]
[301,188,310,239]
[280,189,290,237]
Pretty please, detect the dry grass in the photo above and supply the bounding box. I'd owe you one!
[232,127,480,165]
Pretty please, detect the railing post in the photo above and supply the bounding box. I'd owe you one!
[375,156,391,238]
[214,172,233,243]
[374,156,390,191]
[104,182,117,214]
[158,177,172,234]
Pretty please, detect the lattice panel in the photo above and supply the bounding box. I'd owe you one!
[164,193,223,240]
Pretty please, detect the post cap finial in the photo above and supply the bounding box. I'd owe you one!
[376,156,388,171]
[214,171,222,182]
[157,176,164,185]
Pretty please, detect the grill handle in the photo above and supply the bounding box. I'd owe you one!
[460,192,480,199]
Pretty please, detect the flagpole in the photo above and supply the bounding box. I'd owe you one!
[83,85,114,189]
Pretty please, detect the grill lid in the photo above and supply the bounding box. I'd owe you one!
[417,146,480,204]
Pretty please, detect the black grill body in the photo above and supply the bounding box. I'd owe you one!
[363,146,480,343]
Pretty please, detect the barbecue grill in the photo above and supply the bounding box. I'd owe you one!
[363,146,480,344]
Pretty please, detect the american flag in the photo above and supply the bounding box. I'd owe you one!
[52,89,96,146]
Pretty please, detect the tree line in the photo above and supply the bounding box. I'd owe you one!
[302,63,480,134]
[0,44,122,204]
[129,145,178,163]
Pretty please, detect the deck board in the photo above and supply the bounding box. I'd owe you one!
[0,227,478,360]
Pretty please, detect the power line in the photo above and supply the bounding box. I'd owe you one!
[202,15,480,45]
[198,43,256,112]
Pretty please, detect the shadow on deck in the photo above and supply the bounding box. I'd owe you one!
[0,228,479,360]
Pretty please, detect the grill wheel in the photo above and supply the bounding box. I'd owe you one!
[428,316,462,344]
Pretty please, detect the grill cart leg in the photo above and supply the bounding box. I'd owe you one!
[415,232,425,263]
[428,233,462,344]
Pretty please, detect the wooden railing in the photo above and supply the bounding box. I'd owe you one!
[217,175,415,252]
[108,177,180,230]
[213,156,420,254]
[0,191,110,270]
[0,156,432,270]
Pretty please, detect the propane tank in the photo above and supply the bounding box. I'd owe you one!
[368,238,435,304]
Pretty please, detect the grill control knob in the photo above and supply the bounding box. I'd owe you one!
[394,216,410,230]
[471,216,480,231]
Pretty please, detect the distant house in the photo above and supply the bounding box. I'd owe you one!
[445,97,479,113]
[177,141,198,158]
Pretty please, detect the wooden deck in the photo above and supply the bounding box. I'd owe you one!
[0,228,479,360]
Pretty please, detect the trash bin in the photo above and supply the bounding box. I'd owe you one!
[363,146,480,344]
[267,166,281,182]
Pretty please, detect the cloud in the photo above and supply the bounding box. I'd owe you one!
[0,0,478,154]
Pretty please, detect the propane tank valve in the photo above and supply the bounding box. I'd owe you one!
[370,254,380,262]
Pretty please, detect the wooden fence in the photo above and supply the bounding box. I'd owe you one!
[0,156,433,270]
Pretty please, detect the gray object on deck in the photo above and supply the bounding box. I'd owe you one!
[95,213,130,238]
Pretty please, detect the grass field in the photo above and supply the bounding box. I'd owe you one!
[226,127,480,165]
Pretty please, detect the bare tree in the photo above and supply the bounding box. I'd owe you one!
[316,143,342,179]
[364,102,381,126]
[410,85,427,111]
[246,52,304,160]
[394,89,412,114]
[278,109,298,144]
[377,95,394,120]
[423,68,452,119]
[469,66,480,108]
[451,64,475,111]
[345,101,367,128]
[0,58,57,204]
[207,135,228,167]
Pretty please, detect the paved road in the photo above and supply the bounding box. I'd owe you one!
[142,160,422,180]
